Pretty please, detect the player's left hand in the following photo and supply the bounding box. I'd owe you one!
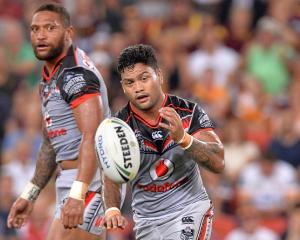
[61,197,85,229]
[159,107,184,142]
[101,209,127,230]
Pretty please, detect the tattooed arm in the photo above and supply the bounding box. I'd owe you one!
[31,125,57,188]
[159,107,224,174]
[186,130,224,173]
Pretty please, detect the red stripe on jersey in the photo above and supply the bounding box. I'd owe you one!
[162,136,172,152]
[182,118,191,129]
[42,53,66,82]
[124,114,132,124]
[198,207,214,240]
[144,140,158,152]
[70,93,100,109]
[166,104,193,113]
[84,191,96,207]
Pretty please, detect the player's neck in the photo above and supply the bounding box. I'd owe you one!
[131,93,166,125]
[44,44,70,73]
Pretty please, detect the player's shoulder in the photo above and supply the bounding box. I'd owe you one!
[57,47,102,87]
[59,46,99,77]
[167,94,197,112]
[73,47,97,70]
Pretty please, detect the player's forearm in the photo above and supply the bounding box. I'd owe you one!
[72,96,103,186]
[185,138,224,173]
[102,175,122,209]
[31,129,57,189]
[76,136,97,185]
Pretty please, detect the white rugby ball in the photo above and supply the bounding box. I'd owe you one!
[95,117,140,183]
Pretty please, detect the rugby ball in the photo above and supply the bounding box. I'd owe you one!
[95,117,140,183]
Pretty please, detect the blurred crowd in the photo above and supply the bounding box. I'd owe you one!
[0,0,300,239]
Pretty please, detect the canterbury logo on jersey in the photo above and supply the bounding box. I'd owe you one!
[182,216,194,224]
[152,131,163,140]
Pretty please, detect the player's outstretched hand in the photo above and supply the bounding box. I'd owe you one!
[61,197,85,229]
[159,107,185,142]
[7,198,34,229]
[101,208,127,230]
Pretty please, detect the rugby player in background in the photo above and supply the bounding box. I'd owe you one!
[6,3,125,240]
[101,44,225,239]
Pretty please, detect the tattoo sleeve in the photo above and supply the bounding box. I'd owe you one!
[185,132,224,173]
[31,126,57,189]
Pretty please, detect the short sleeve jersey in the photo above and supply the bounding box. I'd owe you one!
[116,94,214,218]
[40,46,110,162]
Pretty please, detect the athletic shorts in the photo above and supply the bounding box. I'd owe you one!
[133,200,213,240]
[54,169,126,236]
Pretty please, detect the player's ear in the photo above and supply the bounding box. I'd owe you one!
[156,68,163,85]
[120,81,126,93]
[65,26,74,41]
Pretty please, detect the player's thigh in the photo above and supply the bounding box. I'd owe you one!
[46,219,106,240]
[166,202,214,240]
[135,200,213,240]
[166,211,213,240]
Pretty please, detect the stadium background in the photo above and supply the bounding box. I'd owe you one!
[0,0,300,239]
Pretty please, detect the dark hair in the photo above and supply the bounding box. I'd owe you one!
[117,44,159,73]
[34,3,71,27]
[261,150,277,162]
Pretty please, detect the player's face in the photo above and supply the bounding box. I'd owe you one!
[30,11,71,61]
[121,63,164,111]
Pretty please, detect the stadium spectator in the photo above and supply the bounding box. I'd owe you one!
[0,175,18,240]
[238,150,299,216]
[223,117,259,183]
[2,138,35,197]
[225,201,280,240]
[224,5,253,52]
[188,26,239,86]
[268,109,300,169]
[2,19,37,87]
[243,16,295,95]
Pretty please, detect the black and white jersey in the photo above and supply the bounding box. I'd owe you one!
[116,94,214,218]
[40,46,110,162]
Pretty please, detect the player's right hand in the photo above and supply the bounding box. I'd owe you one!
[101,209,127,230]
[7,198,34,228]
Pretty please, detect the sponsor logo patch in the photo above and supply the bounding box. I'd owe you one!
[47,128,67,138]
[152,130,163,140]
[63,73,86,96]
[150,158,174,181]
[138,176,188,193]
[180,226,194,240]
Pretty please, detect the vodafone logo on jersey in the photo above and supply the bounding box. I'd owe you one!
[138,158,188,192]
[150,158,174,181]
